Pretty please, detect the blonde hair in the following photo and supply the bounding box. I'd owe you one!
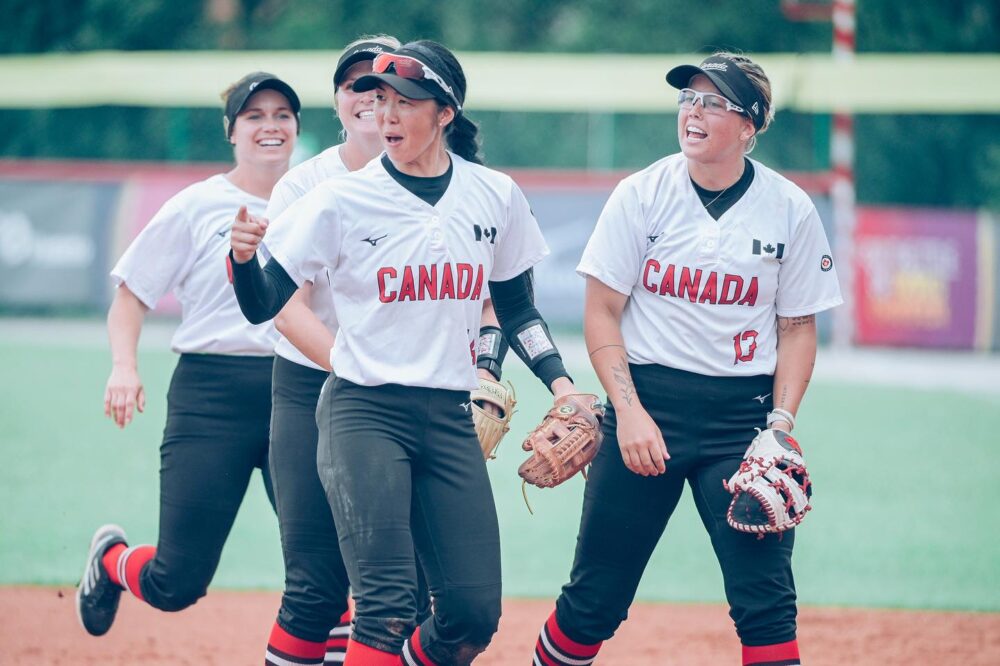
[712,51,774,154]
[334,34,402,141]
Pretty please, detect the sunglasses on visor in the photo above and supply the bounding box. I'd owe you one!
[372,53,462,111]
[677,88,746,116]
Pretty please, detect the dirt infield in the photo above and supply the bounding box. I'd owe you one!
[2,586,998,665]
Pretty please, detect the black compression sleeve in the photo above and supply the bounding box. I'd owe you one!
[229,251,299,324]
[489,271,571,391]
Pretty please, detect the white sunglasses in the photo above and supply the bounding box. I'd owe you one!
[677,88,746,116]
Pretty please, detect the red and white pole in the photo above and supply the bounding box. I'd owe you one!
[831,0,856,347]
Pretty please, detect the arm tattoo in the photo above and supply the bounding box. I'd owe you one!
[611,356,636,407]
[777,314,816,332]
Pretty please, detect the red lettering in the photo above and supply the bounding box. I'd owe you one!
[457,263,473,299]
[377,267,397,303]
[659,263,676,297]
[643,259,660,293]
[698,271,718,304]
[737,277,758,306]
[719,274,743,305]
[470,264,484,300]
[733,330,759,364]
[678,267,703,302]
[418,264,438,300]
[439,263,455,299]
[398,266,417,301]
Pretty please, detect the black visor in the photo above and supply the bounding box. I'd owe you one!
[666,56,766,130]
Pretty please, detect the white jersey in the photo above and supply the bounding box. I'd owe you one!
[577,153,842,377]
[111,174,277,356]
[264,152,548,391]
[265,145,349,370]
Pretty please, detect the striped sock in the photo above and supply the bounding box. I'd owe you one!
[400,626,436,665]
[103,543,155,601]
[265,622,326,666]
[324,607,352,665]
[344,638,400,665]
[743,639,801,665]
[534,610,602,665]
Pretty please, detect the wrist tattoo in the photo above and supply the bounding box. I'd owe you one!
[611,356,636,407]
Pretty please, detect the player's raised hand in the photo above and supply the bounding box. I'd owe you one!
[104,364,146,429]
[616,406,669,477]
[230,205,268,264]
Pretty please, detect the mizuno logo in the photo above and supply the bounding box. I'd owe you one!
[460,401,472,412]
[702,62,728,72]
[216,228,230,238]
[362,234,388,247]
[648,234,660,243]
[752,393,772,404]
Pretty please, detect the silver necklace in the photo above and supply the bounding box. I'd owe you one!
[702,184,731,209]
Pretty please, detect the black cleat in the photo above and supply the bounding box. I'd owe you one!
[76,524,128,636]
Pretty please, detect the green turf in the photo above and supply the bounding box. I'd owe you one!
[1,339,997,611]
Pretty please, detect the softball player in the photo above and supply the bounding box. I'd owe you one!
[229,40,581,666]
[260,35,421,666]
[76,72,300,638]
[533,53,843,666]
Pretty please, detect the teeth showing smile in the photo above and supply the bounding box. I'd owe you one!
[258,138,284,146]
[686,125,707,138]
[357,110,374,120]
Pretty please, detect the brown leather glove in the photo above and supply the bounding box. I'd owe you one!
[518,394,605,488]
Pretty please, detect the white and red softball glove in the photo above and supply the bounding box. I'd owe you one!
[724,428,812,537]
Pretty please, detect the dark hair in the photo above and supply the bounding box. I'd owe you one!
[407,40,483,165]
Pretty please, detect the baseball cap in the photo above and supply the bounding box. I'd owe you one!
[333,41,394,88]
[223,72,301,139]
[352,43,464,111]
[666,56,766,130]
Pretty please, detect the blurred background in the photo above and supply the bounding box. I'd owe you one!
[1,0,999,625]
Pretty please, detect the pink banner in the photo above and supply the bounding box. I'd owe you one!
[854,207,979,348]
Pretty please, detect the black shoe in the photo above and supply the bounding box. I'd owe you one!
[76,524,128,636]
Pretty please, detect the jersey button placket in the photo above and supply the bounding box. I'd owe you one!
[427,215,445,251]
[699,220,721,261]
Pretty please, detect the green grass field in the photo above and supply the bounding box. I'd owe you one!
[1,329,998,612]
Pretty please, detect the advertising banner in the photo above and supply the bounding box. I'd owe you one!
[0,180,119,310]
[854,207,979,348]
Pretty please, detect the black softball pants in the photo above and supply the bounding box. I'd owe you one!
[139,353,275,611]
[269,357,432,642]
[316,378,502,665]
[555,364,798,647]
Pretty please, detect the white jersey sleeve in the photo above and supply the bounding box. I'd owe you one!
[775,200,843,317]
[263,182,342,287]
[111,199,194,309]
[266,174,311,223]
[576,178,648,295]
[490,181,549,282]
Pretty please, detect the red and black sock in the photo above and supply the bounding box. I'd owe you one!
[102,543,155,601]
[743,639,801,665]
[534,610,602,665]
[265,622,326,666]
[344,638,400,665]
[400,626,438,665]
[324,607,352,665]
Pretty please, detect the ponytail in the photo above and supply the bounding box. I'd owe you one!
[446,114,483,165]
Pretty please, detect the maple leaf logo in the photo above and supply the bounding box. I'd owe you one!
[763,243,775,253]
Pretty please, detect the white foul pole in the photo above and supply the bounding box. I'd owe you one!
[831,0,857,347]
